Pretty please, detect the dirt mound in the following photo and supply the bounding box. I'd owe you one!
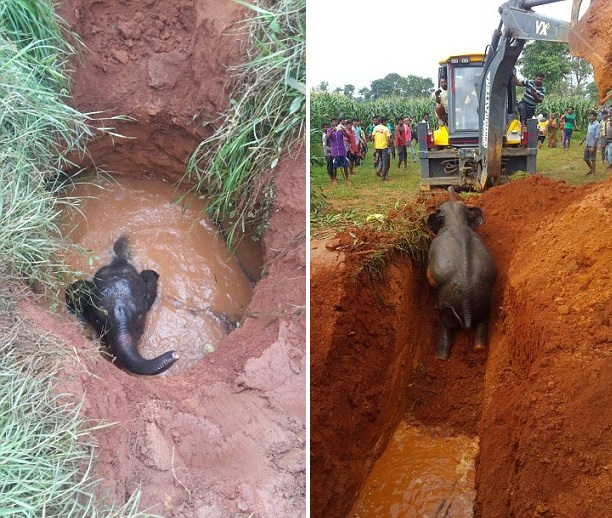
[570,0,612,101]
[311,175,612,517]
[17,1,305,516]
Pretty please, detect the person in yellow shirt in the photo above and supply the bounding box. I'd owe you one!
[537,115,549,149]
[372,116,391,180]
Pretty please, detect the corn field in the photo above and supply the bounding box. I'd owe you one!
[310,91,595,152]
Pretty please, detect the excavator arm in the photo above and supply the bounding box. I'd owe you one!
[476,0,577,190]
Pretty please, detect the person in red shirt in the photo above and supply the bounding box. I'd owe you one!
[395,117,408,170]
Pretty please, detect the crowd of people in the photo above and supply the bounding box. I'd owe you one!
[322,69,612,184]
[322,115,421,184]
[516,72,612,175]
[534,105,612,175]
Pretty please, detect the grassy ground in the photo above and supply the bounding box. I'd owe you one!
[311,133,609,238]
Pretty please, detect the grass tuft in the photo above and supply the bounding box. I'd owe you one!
[0,281,156,517]
[184,0,305,247]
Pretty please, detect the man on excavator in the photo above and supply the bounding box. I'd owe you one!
[515,72,546,128]
[434,77,448,126]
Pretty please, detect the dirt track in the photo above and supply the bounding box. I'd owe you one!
[311,176,612,517]
[17,1,306,516]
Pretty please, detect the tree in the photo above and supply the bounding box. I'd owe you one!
[357,87,371,101]
[404,75,435,97]
[367,73,433,100]
[568,56,594,96]
[343,84,355,98]
[316,81,329,92]
[518,41,572,94]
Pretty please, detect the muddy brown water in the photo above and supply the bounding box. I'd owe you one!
[350,422,478,517]
[62,175,262,376]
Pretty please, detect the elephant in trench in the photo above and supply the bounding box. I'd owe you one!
[65,235,179,375]
[426,187,497,360]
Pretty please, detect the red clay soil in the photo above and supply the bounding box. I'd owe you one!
[570,0,612,102]
[310,175,612,517]
[17,1,306,516]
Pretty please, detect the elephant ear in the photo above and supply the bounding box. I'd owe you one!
[426,210,444,234]
[467,207,485,229]
[141,270,159,311]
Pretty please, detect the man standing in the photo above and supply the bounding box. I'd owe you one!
[599,110,612,164]
[580,111,600,176]
[322,122,333,180]
[404,117,416,163]
[366,116,378,140]
[395,117,408,170]
[434,77,448,126]
[372,116,391,180]
[562,107,579,151]
[326,118,349,185]
[515,72,545,128]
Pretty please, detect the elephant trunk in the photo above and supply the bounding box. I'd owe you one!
[111,331,179,376]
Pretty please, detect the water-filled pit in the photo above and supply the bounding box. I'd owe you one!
[62,174,263,376]
[350,422,478,517]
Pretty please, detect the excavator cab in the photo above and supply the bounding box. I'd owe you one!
[419,53,528,191]
[418,0,574,192]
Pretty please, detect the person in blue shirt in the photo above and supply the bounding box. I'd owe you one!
[580,111,600,176]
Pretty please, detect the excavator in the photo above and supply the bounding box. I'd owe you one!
[417,0,590,191]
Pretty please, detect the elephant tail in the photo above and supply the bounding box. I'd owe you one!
[113,235,131,261]
[462,298,473,330]
[448,299,473,330]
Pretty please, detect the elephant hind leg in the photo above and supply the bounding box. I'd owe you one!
[65,280,96,322]
[436,325,453,360]
[473,320,489,352]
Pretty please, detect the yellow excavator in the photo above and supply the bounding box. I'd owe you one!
[417,0,591,191]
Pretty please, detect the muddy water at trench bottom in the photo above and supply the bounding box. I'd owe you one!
[350,422,478,517]
[62,176,259,376]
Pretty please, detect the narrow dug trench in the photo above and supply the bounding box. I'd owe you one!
[16,0,306,516]
[311,176,612,517]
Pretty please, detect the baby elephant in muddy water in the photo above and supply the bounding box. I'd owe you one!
[426,188,497,360]
[65,235,179,375]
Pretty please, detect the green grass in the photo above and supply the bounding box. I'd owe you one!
[311,131,607,237]
[311,145,422,238]
[184,0,305,247]
[0,1,155,515]
[0,284,155,518]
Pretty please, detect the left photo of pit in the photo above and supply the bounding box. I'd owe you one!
[0,0,305,515]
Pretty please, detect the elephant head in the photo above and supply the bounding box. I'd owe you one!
[66,236,179,376]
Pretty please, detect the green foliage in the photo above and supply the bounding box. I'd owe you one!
[540,94,594,127]
[0,12,108,290]
[185,0,305,247]
[311,91,434,134]
[0,0,79,92]
[0,288,154,518]
[518,41,571,93]
[352,73,434,101]
[518,41,595,98]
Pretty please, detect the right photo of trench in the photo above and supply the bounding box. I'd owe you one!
[309,0,612,516]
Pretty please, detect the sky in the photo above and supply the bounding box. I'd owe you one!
[307,0,577,93]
